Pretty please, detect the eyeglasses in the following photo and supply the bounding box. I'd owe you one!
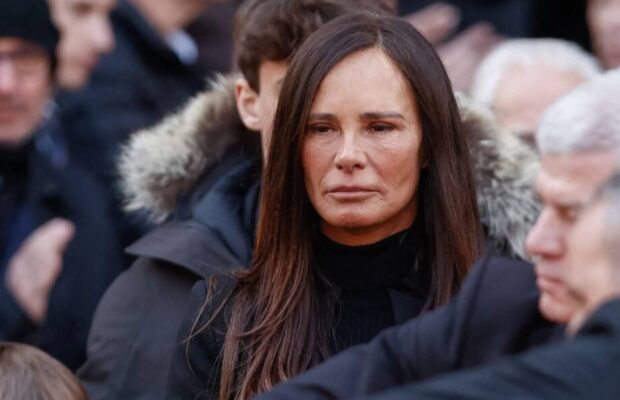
[0,46,49,76]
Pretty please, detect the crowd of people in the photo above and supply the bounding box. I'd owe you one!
[1,0,619,399]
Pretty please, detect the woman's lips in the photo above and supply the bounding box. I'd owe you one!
[327,186,377,200]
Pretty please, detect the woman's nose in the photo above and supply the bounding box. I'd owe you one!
[334,132,366,171]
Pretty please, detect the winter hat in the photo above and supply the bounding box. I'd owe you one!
[0,0,60,67]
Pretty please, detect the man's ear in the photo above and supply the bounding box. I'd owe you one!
[235,78,262,132]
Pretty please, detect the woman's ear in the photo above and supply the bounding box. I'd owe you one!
[235,78,262,132]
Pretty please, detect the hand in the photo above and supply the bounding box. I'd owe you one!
[404,2,461,45]
[5,218,75,324]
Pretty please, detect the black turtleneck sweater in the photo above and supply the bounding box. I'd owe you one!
[313,225,430,353]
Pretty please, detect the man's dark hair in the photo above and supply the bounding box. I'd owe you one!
[233,0,394,92]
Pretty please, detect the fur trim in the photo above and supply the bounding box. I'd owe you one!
[458,93,540,261]
[118,73,250,222]
[118,78,539,260]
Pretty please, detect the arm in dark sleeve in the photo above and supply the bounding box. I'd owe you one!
[166,278,229,400]
[356,300,620,400]
[255,258,495,400]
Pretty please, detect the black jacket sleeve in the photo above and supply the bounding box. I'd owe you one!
[166,277,232,400]
[356,300,620,400]
[257,256,559,400]
[0,282,34,340]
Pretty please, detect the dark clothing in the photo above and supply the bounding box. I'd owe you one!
[166,225,436,400]
[0,118,124,369]
[359,299,620,400]
[77,153,259,400]
[57,0,206,188]
[315,226,430,351]
[256,256,564,400]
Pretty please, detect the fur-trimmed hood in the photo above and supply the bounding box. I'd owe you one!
[119,74,539,260]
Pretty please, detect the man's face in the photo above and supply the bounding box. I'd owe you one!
[492,63,586,145]
[526,151,618,323]
[588,0,620,69]
[564,194,618,311]
[48,0,115,90]
[0,38,52,147]
[236,60,288,160]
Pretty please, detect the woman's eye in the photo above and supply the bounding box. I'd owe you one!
[369,123,394,133]
[307,125,333,134]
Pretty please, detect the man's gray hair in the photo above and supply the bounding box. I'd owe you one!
[537,68,620,155]
[470,38,601,105]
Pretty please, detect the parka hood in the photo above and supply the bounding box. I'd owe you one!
[119,74,539,261]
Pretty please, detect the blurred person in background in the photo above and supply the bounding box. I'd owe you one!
[0,342,87,400]
[48,0,116,90]
[588,0,620,69]
[0,0,124,369]
[396,0,592,92]
[470,39,600,145]
[57,0,219,196]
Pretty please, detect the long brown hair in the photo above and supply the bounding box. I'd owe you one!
[216,12,482,399]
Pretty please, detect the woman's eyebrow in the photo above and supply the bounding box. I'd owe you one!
[308,113,337,121]
[361,112,405,120]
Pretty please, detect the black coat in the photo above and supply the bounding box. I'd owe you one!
[256,256,564,400]
[77,153,259,400]
[356,299,620,400]
[0,123,124,369]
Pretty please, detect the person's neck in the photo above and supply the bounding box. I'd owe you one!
[129,0,206,37]
[567,286,620,336]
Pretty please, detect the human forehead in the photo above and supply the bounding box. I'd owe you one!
[311,48,415,111]
[536,152,619,204]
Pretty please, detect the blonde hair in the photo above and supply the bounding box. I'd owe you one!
[0,342,87,400]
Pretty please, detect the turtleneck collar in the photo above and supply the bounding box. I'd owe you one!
[313,220,427,294]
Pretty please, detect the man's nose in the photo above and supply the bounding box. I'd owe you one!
[335,131,366,172]
[526,209,564,259]
[0,60,18,95]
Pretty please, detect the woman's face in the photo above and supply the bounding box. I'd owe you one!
[302,48,424,246]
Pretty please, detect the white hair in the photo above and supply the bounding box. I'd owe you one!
[470,38,601,105]
[537,68,620,155]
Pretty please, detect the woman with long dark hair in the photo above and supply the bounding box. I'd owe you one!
[167,12,484,400]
